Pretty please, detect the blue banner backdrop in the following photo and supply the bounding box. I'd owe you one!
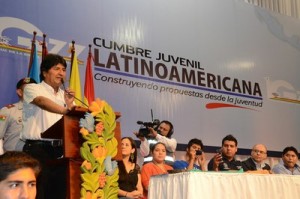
[1,0,300,152]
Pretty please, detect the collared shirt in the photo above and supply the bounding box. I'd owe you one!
[21,81,65,140]
[0,101,24,151]
[252,158,266,170]
[272,159,300,175]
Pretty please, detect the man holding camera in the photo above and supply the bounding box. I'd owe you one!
[173,138,206,171]
[135,120,177,165]
[208,134,242,171]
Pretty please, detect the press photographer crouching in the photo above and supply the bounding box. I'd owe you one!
[134,120,177,166]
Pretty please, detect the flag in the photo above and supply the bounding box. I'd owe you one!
[28,42,40,83]
[69,48,83,106]
[83,46,95,106]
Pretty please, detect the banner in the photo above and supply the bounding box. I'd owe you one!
[1,0,300,151]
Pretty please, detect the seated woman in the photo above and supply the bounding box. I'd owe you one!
[173,138,206,171]
[141,142,173,198]
[118,137,143,198]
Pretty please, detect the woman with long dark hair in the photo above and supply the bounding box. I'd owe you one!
[118,137,143,198]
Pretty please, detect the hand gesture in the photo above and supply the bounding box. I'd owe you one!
[133,132,145,141]
[212,153,223,171]
[196,152,206,170]
[148,127,158,137]
[64,88,75,108]
[127,190,143,198]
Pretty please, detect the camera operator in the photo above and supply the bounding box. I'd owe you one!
[134,120,177,166]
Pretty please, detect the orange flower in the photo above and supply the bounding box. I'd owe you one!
[85,191,92,199]
[92,146,107,158]
[89,98,107,116]
[82,160,92,170]
[95,122,104,136]
[80,127,89,136]
[98,172,106,188]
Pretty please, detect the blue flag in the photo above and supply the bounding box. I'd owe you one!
[29,43,40,83]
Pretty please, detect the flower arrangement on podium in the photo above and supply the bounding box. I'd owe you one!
[79,98,119,199]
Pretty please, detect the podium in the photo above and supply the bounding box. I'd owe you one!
[42,107,122,199]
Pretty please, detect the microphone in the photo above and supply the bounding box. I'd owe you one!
[61,79,89,108]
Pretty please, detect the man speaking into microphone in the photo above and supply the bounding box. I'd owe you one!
[21,54,75,199]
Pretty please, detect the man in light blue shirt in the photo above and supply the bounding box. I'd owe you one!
[272,146,300,175]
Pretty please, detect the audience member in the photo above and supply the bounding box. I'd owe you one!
[141,142,173,198]
[272,146,300,175]
[0,77,36,152]
[173,138,206,171]
[135,120,177,165]
[242,144,271,174]
[208,134,242,171]
[118,137,143,198]
[0,151,41,199]
[21,54,75,199]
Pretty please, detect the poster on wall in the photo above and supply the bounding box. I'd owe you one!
[1,0,300,152]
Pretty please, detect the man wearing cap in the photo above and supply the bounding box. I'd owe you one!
[0,77,36,152]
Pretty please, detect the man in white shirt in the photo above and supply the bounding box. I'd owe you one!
[135,120,177,165]
[22,54,75,199]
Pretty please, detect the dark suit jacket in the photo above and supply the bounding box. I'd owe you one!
[242,157,271,171]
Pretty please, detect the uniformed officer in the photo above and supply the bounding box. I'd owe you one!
[0,77,36,152]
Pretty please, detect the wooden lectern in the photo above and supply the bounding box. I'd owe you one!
[42,107,122,199]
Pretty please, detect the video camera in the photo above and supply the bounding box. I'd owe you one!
[136,119,160,137]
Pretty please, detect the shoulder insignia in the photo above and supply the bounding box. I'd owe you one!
[0,115,6,121]
[5,104,15,109]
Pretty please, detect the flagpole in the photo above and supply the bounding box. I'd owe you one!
[84,44,95,105]
[70,40,75,77]
[42,34,47,60]
[27,31,37,76]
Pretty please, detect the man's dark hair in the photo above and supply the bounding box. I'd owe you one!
[282,146,299,157]
[187,138,204,150]
[160,120,174,138]
[40,54,67,81]
[0,151,41,181]
[222,134,238,146]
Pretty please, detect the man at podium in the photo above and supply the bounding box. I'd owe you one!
[21,54,75,199]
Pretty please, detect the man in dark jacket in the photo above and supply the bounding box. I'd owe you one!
[242,144,271,173]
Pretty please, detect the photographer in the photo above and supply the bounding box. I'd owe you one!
[208,134,242,171]
[134,120,177,165]
[173,138,206,171]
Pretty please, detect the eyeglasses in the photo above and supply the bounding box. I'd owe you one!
[252,149,267,154]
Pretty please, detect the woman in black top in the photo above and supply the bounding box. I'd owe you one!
[118,137,143,198]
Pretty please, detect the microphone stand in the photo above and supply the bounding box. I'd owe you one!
[61,79,89,108]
